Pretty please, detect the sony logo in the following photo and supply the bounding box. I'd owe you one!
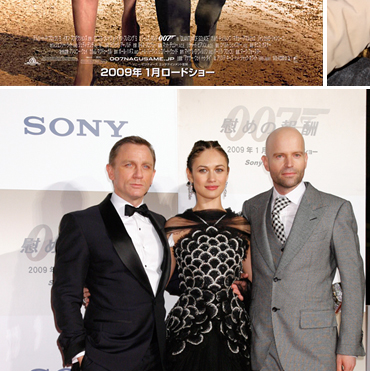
[24,117,128,137]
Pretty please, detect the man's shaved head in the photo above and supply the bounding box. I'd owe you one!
[262,127,307,195]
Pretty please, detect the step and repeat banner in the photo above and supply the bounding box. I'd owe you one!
[176,89,366,216]
[0,89,179,371]
[0,89,366,371]
[175,89,367,371]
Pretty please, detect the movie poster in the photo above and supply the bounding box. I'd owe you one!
[0,0,322,86]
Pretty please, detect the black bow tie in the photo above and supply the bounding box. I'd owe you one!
[125,204,149,217]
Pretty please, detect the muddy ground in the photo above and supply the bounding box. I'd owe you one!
[0,0,322,85]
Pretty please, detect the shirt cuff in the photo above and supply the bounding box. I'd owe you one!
[72,351,85,363]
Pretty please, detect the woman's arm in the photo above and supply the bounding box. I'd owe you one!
[231,245,252,301]
[242,247,252,282]
[166,231,185,286]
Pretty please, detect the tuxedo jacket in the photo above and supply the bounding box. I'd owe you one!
[51,194,171,371]
[242,183,365,371]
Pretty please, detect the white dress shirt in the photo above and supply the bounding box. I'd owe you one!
[271,182,306,239]
[110,192,163,295]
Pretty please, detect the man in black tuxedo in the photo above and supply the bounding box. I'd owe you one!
[51,136,172,371]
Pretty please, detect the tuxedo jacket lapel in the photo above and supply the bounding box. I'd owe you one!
[99,195,153,295]
[276,183,326,274]
[146,211,171,296]
[252,190,275,274]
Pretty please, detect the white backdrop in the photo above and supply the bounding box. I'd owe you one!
[0,88,366,371]
[175,90,366,259]
[0,89,178,371]
[171,89,367,371]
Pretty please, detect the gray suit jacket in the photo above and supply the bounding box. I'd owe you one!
[243,182,365,371]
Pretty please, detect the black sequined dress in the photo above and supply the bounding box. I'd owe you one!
[165,209,251,371]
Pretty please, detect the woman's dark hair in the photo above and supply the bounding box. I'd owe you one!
[109,136,156,167]
[187,140,229,172]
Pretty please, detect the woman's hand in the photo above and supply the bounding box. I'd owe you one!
[231,273,249,301]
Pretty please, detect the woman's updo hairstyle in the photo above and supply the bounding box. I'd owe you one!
[186,141,229,193]
[187,140,229,172]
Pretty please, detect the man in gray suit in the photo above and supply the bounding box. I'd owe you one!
[240,127,365,371]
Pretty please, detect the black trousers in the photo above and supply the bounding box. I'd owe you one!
[328,57,370,86]
[74,340,162,371]
[133,340,162,371]
[156,0,226,35]
[155,0,226,64]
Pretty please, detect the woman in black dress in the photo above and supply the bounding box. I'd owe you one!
[165,140,252,371]
[82,140,252,369]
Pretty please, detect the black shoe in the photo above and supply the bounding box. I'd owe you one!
[192,23,217,69]
[119,23,140,57]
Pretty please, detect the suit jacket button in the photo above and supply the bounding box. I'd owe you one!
[273,277,281,282]
[272,307,280,312]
